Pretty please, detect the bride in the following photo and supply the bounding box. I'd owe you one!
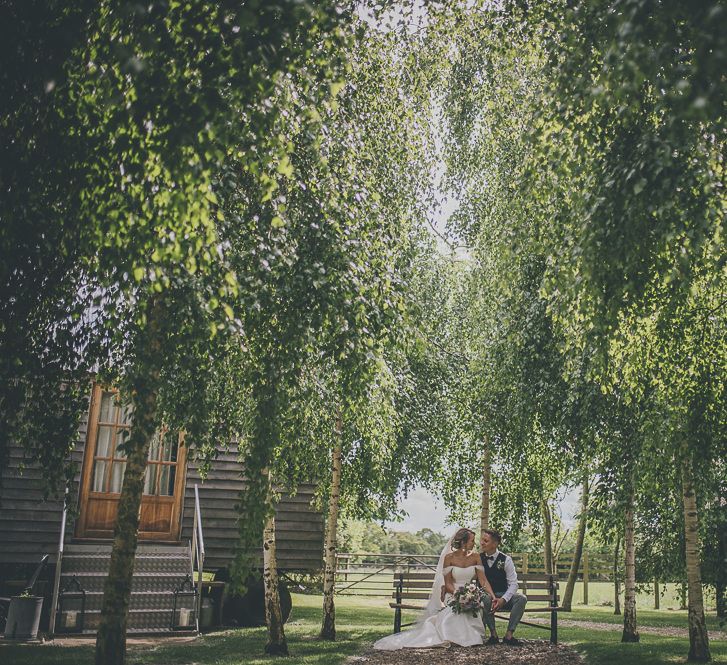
[373,528,496,650]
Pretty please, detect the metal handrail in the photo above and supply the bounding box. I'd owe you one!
[48,487,69,636]
[194,484,205,560]
[191,484,205,632]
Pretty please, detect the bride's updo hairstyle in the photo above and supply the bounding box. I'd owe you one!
[451,528,475,551]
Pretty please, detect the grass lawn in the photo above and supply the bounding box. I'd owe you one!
[553,603,726,633]
[561,628,727,665]
[563,581,720,612]
[0,593,724,665]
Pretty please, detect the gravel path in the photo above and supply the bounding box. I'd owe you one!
[346,618,726,664]
[346,641,584,665]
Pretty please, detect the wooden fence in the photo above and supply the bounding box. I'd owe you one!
[335,551,613,605]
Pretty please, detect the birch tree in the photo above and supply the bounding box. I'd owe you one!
[434,10,580,539]
[562,476,589,612]
[222,8,439,652]
[613,535,622,616]
[541,501,554,576]
[2,3,351,662]
[319,415,343,640]
[521,3,725,658]
[622,489,639,642]
[432,10,723,662]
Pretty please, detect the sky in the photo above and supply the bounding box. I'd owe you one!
[384,485,581,536]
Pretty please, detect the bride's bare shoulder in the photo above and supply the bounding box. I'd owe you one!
[443,552,455,565]
[466,552,482,563]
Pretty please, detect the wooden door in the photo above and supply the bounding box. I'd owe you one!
[76,384,187,541]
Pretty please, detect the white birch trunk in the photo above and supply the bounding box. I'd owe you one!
[682,456,711,662]
[613,535,621,616]
[622,491,639,642]
[542,499,554,576]
[320,414,343,640]
[480,436,491,533]
[562,475,588,611]
[262,469,288,655]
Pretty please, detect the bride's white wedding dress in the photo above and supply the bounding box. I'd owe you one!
[373,564,487,650]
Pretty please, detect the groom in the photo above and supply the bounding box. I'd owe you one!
[480,529,527,646]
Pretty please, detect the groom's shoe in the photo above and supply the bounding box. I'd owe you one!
[485,635,499,645]
[503,636,522,646]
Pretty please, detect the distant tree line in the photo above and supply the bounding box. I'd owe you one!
[340,521,449,557]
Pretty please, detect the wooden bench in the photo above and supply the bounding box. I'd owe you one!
[390,569,562,643]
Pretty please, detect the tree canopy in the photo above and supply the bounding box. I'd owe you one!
[1,0,724,661]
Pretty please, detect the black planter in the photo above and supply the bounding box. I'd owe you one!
[221,577,292,627]
[4,595,44,640]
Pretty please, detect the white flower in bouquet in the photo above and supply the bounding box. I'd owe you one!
[447,579,486,617]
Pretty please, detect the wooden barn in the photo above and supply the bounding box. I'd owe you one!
[0,382,324,635]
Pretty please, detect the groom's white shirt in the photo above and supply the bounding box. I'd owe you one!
[484,549,518,602]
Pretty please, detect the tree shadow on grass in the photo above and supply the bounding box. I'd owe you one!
[0,601,391,665]
[0,629,374,665]
[566,632,727,665]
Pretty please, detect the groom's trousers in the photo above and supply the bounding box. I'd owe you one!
[481,592,528,633]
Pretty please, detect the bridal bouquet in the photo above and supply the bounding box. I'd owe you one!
[447,580,485,617]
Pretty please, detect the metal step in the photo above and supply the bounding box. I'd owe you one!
[56,589,182,613]
[51,628,198,637]
[56,542,195,635]
[71,608,196,633]
[59,572,188,594]
[62,557,190,574]
[63,542,189,556]
[62,543,190,575]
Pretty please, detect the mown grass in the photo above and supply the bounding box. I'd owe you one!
[0,593,724,665]
[562,581,719,612]
[554,603,725,633]
[562,628,727,665]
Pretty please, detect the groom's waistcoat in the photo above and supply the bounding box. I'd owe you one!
[481,552,508,593]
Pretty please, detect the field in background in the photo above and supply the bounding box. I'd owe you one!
[336,552,719,611]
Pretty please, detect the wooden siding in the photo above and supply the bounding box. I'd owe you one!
[180,449,324,572]
[0,393,90,565]
[1,385,324,573]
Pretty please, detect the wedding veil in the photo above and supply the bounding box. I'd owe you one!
[371,530,460,649]
[421,534,455,618]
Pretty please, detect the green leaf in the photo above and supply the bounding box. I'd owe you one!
[276,155,294,178]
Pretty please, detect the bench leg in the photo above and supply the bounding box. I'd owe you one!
[550,610,557,644]
[394,606,402,633]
